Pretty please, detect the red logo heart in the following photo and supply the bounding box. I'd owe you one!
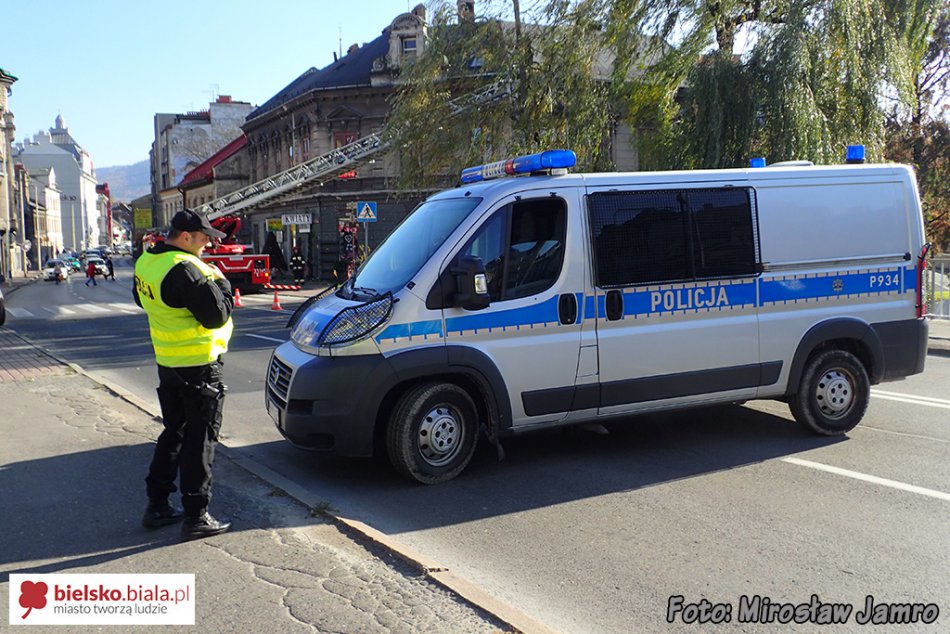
[19,580,48,619]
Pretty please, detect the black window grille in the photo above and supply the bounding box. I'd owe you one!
[588,188,758,287]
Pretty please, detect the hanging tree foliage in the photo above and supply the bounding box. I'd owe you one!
[384,0,617,190]
[386,0,930,184]
[884,1,950,251]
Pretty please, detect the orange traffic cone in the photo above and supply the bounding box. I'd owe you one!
[233,288,243,307]
[271,290,282,311]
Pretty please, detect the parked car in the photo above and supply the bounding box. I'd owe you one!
[65,257,82,272]
[43,259,69,282]
[86,257,108,276]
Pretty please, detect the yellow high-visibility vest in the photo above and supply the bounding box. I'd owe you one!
[135,250,233,367]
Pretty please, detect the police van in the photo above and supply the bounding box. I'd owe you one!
[267,147,929,484]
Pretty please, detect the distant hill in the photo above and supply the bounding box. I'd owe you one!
[97,159,150,203]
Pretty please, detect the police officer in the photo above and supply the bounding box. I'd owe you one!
[134,208,234,541]
[290,246,305,286]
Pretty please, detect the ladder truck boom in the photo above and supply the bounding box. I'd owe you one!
[194,79,513,220]
[197,133,386,221]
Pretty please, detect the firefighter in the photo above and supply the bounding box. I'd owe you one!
[290,246,305,286]
[133,208,234,541]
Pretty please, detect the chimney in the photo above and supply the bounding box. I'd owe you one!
[412,3,426,21]
[458,1,474,23]
[347,43,360,56]
[216,95,232,103]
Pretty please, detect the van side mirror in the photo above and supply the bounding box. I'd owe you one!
[451,255,490,311]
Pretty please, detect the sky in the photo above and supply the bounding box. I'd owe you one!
[1,0,426,168]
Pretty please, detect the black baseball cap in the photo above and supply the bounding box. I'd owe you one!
[171,208,226,239]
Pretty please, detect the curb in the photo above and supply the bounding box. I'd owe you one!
[1,275,42,297]
[11,330,552,634]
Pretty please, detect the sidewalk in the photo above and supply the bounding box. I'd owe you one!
[0,327,515,632]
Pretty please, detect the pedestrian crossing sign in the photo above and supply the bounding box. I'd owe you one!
[356,201,377,222]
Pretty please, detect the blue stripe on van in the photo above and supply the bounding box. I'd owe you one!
[904,266,917,291]
[376,266,915,343]
[761,268,903,304]
[584,295,597,320]
[376,319,444,343]
[445,295,560,335]
[624,281,757,317]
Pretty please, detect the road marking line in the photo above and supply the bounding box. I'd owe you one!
[108,302,140,312]
[870,393,950,410]
[859,426,950,444]
[6,307,35,318]
[78,304,110,313]
[782,457,950,502]
[245,334,285,343]
[871,389,950,406]
[48,306,76,315]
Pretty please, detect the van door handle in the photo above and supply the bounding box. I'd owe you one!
[605,290,623,321]
[558,293,578,325]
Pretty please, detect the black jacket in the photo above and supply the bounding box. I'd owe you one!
[133,244,232,329]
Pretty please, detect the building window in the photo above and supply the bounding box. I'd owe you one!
[402,37,417,58]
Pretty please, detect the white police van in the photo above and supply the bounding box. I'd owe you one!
[268,147,929,484]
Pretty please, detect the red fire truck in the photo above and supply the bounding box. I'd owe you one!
[142,216,271,293]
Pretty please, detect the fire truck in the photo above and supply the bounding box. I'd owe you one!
[142,215,271,293]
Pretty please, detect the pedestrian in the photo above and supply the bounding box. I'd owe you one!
[133,208,234,541]
[262,231,288,278]
[105,256,115,281]
[290,246,305,286]
[53,262,63,285]
[84,260,97,286]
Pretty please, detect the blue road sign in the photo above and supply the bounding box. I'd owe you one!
[356,201,377,222]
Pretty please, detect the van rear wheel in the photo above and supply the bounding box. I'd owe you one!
[790,350,869,435]
[387,382,478,484]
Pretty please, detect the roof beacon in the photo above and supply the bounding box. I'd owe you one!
[749,157,767,168]
[845,145,866,164]
[460,149,577,184]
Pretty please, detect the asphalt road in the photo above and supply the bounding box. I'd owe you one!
[6,263,949,633]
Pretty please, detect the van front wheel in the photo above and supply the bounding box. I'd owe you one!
[790,350,869,435]
[387,382,478,484]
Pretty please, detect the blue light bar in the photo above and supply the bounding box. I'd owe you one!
[749,157,766,168]
[460,149,577,184]
[845,144,865,164]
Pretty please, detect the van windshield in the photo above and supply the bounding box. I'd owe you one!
[346,197,481,296]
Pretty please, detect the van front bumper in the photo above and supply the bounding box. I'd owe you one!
[266,342,394,457]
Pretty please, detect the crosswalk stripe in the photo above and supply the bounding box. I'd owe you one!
[108,303,140,313]
[6,307,35,318]
[48,306,76,315]
[76,304,110,313]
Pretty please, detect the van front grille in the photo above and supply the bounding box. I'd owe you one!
[268,355,293,403]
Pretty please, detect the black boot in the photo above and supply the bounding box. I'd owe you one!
[181,512,231,542]
[142,500,184,529]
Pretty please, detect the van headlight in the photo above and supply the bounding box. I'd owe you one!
[292,293,394,349]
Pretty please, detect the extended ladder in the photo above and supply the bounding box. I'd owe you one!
[196,80,514,220]
[199,133,385,220]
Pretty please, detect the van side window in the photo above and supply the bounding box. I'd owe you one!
[689,189,759,278]
[459,198,567,301]
[588,188,758,287]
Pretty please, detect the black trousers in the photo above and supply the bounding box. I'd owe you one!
[146,361,225,515]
